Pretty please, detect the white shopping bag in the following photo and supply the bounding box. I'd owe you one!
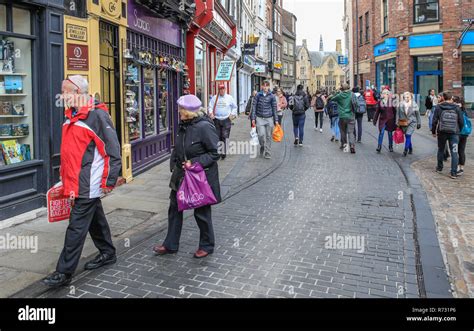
[250,127,259,146]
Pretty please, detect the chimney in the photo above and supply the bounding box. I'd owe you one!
[336,39,342,54]
[302,39,307,48]
[319,35,324,52]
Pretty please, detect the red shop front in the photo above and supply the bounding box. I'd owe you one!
[185,0,237,108]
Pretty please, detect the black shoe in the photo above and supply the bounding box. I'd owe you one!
[389,146,394,152]
[408,148,413,155]
[450,173,458,179]
[350,147,356,154]
[221,154,226,160]
[84,253,117,271]
[260,146,264,156]
[357,140,361,143]
[457,169,464,176]
[298,141,303,147]
[294,138,299,146]
[403,149,408,157]
[43,271,72,287]
[376,145,382,153]
[330,136,335,142]
[339,144,344,150]
[436,168,443,173]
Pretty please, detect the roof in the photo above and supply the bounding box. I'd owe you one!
[309,51,340,68]
[282,25,295,39]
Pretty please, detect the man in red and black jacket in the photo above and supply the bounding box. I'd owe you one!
[43,75,122,287]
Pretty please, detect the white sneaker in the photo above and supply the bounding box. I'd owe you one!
[319,129,323,133]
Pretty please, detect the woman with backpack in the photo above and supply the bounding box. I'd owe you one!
[326,94,340,143]
[373,89,396,153]
[397,92,421,157]
[454,96,470,176]
[313,91,325,132]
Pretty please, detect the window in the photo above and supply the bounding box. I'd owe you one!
[382,0,388,34]
[365,12,369,43]
[195,39,207,107]
[359,16,363,46]
[274,11,281,35]
[289,43,294,56]
[289,64,294,77]
[283,62,288,75]
[283,41,288,55]
[143,68,156,137]
[158,70,169,132]
[0,6,34,166]
[414,0,439,24]
[300,67,305,76]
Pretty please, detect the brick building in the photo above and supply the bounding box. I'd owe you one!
[281,8,297,93]
[352,0,474,113]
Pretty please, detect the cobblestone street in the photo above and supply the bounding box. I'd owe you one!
[41,112,425,299]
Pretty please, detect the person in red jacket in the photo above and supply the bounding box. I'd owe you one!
[363,86,377,122]
[43,75,122,287]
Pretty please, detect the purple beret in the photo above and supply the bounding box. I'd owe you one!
[177,94,202,112]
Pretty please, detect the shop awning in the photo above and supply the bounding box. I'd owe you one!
[135,0,195,24]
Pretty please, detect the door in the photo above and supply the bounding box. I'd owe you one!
[99,20,122,145]
[415,71,442,115]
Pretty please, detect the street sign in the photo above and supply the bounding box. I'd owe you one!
[254,64,266,73]
[215,60,235,81]
[243,43,256,56]
[338,55,348,65]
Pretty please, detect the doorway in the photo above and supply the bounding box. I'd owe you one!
[99,20,122,145]
[414,55,443,115]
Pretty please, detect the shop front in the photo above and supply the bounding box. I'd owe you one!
[125,0,186,175]
[0,0,65,221]
[186,0,236,108]
[461,31,474,110]
[374,38,397,93]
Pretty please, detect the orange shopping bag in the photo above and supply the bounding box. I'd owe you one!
[272,123,284,142]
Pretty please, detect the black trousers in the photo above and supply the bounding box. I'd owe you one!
[213,118,232,155]
[56,198,115,275]
[459,135,468,166]
[314,111,324,129]
[353,113,363,142]
[367,105,376,121]
[163,190,215,253]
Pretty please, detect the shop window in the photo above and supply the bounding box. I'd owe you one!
[376,58,397,92]
[462,53,474,107]
[415,55,442,71]
[195,39,206,105]
[143,68,156,137]
[158,69,169,132]
[0,36,34,166]
[13,7,30,35]
[414,0,439,24]
[125,63,141,142]
[0,5,6,31]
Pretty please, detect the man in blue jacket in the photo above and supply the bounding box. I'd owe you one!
[251,81,278,159]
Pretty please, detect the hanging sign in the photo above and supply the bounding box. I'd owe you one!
[215,60,235,82]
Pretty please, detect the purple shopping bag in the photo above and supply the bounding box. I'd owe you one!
[177,162,218,212]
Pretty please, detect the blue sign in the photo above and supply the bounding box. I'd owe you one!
[374,38,397,57]
[462,31,474,45]
[409,33,443,48]
[338,56,348,65]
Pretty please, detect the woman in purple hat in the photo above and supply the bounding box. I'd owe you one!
[153,94,221,258]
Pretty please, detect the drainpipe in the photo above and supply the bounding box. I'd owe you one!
[355,0,359,88]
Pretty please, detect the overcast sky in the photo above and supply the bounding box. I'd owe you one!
[283,0,345,53]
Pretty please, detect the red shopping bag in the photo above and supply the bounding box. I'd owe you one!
[47,182,72,223]
[393,128,405,145]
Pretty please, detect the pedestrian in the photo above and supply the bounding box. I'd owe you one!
[432,93,451,161]
[327,96,340,142]
[432,92,464,179]
[425,89,438,131]
[373,88,396,153]
[289,84,310,146]
[154,94,221,258]
[251,80,278,159]
[352,86,366,143]
[208,83,238,160]
[313,90,325,132]
[453,96,469,176]
[364,85,377,122]
[329,83,356,154]
[397,92,421,156]
[276,87,288,125]
[43,75,122,287]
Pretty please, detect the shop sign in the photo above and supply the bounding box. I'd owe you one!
[127,0,181,47]
[243,43,256,56]
[102,0,121,18]
[338,55,348,65]
[254,64,266,73]
[66,24,87,42]
[452,81,462,89]
[215,60,235,81]
[205,20,233,46]
[243,55,254,67]
[66,44,89,71]
[374,38,397,57]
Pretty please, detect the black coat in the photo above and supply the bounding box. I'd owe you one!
[169,116,222,203]
[373,100,397,132]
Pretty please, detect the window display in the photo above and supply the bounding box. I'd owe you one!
[125,64,140,141]
[143,68,156,137]
[0,37,33,166]
[158,69,169,132]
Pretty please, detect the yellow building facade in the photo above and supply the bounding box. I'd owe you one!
[63,0,133,182]
[310,54,346,95]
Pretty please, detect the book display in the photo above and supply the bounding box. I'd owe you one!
[0,36,33,165]
[125,64,140,141]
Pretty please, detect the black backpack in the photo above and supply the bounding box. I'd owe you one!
[439,108,458,134]
[291,95,306,115]
[327,101,339,118]
[315,96,324,109]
